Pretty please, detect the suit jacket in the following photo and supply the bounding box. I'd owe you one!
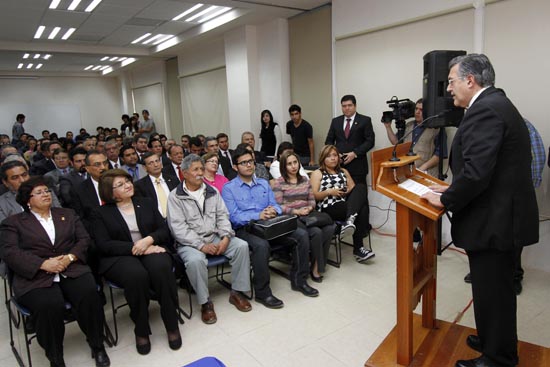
[161,153,172,167]
[29,158,56,176]
[440,87,539,251]
[0,208,91,298]
[90,197,173,273]
[133,174,178,209]
[217,152,237,180]
[73,178,101,233]
[325,113,375,177]
[121,164,147,181]
[162,164,181,183]
[59,170,86,208]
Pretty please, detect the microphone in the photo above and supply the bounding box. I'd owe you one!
[389,111,449,162]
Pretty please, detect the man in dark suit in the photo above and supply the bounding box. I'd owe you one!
[134,152,178,218]
[422,54,539,367]
[162,145,184,183]
[30,140,61,175]
[59,147,88,208]
[204,136,236,180]
[325,95,375,186]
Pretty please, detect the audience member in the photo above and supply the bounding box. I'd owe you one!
[269,142,308,180]
[259,109,282,157]
[120,145,147,181]
[162,145,185,183]
[201,152,229,193]
[286,105,315,166]
[59,147,88,207]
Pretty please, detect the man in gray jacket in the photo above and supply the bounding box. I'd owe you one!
[167,154,252,325]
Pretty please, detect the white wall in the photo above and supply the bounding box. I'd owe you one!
[0,76,122,136]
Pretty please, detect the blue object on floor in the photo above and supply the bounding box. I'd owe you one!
[183,356,227,367]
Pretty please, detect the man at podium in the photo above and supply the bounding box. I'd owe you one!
[421,54,538,367]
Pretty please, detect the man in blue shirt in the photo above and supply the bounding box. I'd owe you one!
[222,145,318,309]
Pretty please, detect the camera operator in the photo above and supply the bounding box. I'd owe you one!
[383,98,447,177]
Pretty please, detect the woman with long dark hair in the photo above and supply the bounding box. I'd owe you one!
[259,109,282,157]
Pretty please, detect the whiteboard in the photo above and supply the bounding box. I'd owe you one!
[0,104,81,139]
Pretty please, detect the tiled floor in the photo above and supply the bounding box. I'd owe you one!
[1,233,549,367]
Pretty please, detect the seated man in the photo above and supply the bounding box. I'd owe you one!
[167,154,252,324]
[222,145,318,309]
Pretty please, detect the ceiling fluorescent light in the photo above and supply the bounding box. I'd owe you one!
[44,54,52,60]
[121,58,136,67]
[118,57,127,61]
[33,54,41,59]
[156,36,179,52]
[153,35,173,45]
[68,0,81,11]
[18,63,24,69]
[102,67,113,75]
[142,34,164,45]
[197,7,231,23]
[34,26,45,39]
[101,56,109,61]
[92,65,102,71]
[85,65,94,70]
[186,6,217,22]
[85,0,102,12]
[48,27,61,39]
[62,28,76,40]
[109,57,118,61]
[131,33,151,44]
[100,65,110,70]
[173,3,203,21]
[36,64,43,69]
[27,64,34,69]
[49,0,61,9]
[23,53,30,59]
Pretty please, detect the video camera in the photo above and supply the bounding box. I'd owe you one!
[381,96,416,138]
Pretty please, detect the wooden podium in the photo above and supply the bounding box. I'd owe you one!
[367,143,447,366]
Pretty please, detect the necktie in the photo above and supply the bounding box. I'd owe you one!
[177,166,184,181]
[344,118,351,139]
[155,178,168,217]
[114,163,119,169]
[224,151,232,165]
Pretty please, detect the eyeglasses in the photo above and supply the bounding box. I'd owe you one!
[30,189,52,197]
[447,77,464,86]
[237,159,255,166]
[206,159,219,165]
[145,158,161,166]
[113,178,132,190]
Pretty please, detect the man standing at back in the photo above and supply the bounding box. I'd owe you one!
[286,105,315,167]
[325,95,375,186]
[422,54,538,367]
[11,114,25,145]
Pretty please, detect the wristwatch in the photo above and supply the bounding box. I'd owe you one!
[68,254,76,263]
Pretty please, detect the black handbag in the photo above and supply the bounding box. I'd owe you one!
[248,214,298,240]
[299,211,333,228]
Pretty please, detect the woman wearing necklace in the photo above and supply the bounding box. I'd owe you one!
[201,152,229,193]
[310,145,375,263]
[270,151,336,282]
[91,169,181,355]
[1,177,110,367]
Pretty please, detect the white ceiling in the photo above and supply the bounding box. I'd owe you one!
[0,0,330,76]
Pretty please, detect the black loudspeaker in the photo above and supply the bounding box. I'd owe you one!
[423,50,466,128]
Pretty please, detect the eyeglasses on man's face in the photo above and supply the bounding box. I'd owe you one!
[237,159,255,167]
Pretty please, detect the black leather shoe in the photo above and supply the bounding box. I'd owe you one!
[466,334,482,353]
[310,271,323,283]
[92,347,111,367]
[168,330,182,350]
[514,280,522,295]
[291,283,319,297]
[136,335,151,355]
[255,294,284,309]
[464,273,472,283]
[455,355,501,367]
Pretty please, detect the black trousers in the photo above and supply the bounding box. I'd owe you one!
[102,253,178,337]
[237,226,310,298]
[468,248,518,366]
[322,183,370,249]
[302,221,336,274]
[17,273,105,365]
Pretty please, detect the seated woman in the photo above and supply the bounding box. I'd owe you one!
[271,151,336,282]
[0,176,110,367]
[310,145,375,263]
[269,141,309,180]
[201,152,229,192]
[91,169,181,355]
